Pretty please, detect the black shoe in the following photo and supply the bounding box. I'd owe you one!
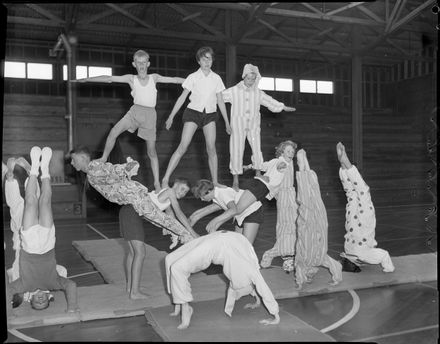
[341,257,361,273]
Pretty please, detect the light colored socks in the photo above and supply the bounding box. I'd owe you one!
[30,146,42,176]
[40,147,52,179]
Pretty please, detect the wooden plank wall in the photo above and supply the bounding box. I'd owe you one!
[2,74,434,210]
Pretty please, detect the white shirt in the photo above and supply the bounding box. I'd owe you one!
[21,224,56,254]
[182,68,225,113]
[255,156,290,200]
[213,187,262,226]
[131,75,157,108]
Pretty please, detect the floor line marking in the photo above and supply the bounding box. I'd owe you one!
[68,270,100,278]
[352,324,438,342]
[87,221,119,226]
[320,289,360,334]
[86,223,109,240]
[8,329,41,342]
[417,282,438,290]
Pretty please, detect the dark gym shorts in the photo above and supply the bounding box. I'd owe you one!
[241,178,269,202]
[182,108,218,128]
[236,206,264,227]
[119,205,145,242]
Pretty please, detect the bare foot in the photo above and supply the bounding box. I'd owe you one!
[177,304,193,330]
[259,313,280,325]
[213,181,227,188]
[129,291,150,300]
[6,158,16,179]
[161,179,170,190]
[95,157,107,163]
[170,304,181,316]
[15,157,31,175]
[337,142,352,169]
[232,182,239,191]
[154,182,162,193]
[244,301,260,310]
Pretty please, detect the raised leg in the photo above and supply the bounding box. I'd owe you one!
[22,147,41,231]
[99,119,132,163]
[38,147,53,229]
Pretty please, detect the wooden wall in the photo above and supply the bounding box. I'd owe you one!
[3,73,434,211]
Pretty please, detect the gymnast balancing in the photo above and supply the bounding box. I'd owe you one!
[294,149,342,288]
[206,140,297,233]
[222,63,296,190]
[165,230,280,329]
[189,179,264,244]
[73,49,185,192]
[337,142,395,272]
[69,146,198,247]
[6,147,78,313]
[4,157,67,283]
[260,153,298,271]
[162,46,231,189]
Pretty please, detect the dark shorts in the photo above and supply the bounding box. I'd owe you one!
[119,205,145,242]
[241,178,269,202]
[237,206,264,227]
[182,108,218,128]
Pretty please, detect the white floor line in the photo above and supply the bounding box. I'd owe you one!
[86,223,109,240]
[8,329,41,342]
[417,282,438,290]
[352,324,439,342]
[320,289,360,334]
[68,270,100,278]
[87,221,118,226]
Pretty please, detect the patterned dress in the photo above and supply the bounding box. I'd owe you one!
[294,163,342,288]
[86,158,196,247]
[260,161,298,268]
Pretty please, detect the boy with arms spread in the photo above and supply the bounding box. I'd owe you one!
[162,46,231,188]
[74,50,184,192]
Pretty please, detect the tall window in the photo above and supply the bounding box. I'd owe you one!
[4,61,26,78]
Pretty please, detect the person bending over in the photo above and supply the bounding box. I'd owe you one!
[205,140,297,233]
[69,145,197,247]
[6,147,78,312]
[190,179,263,244]
[165,230,280,329]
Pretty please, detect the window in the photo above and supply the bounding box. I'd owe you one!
[300,79,334,94]
[317,81,333,94]
[275,78,292,92]
[63,65,112,80]
[300,80,316,93]
[259,77,275,91]
[259,77,293,92]
[27,63,53,80]
[4,61,26,78]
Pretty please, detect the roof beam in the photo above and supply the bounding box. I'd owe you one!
[233,2,273,43]
[300,3,324,15]
[104,3,154,29]
[302,19,348,48]
[166,3,226,39]
[325,2,365,16]
[256,18,295,43]
[389,0,435,33]
[191,2,382,26]
[385,0,405,32]
[357,4,385,23]
[77,4,138,25]
[25,4,64,24]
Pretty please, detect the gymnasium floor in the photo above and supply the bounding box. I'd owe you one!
[4,200,438,343]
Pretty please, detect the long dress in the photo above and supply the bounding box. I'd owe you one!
[294,151,342,288]
[86,158,196,247]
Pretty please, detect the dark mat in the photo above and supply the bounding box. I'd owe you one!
[144,297,335,342]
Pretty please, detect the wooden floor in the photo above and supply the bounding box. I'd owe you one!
[3,199,438,343]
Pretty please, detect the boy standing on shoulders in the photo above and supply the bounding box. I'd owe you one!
[162,46,231,189]
[222,64,296,190]
[74,50,184,192]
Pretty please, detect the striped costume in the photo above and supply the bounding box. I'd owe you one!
[222,66,285,175]
[86,158,196,247]
[294,150,342,288]
[260,161,298,268]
